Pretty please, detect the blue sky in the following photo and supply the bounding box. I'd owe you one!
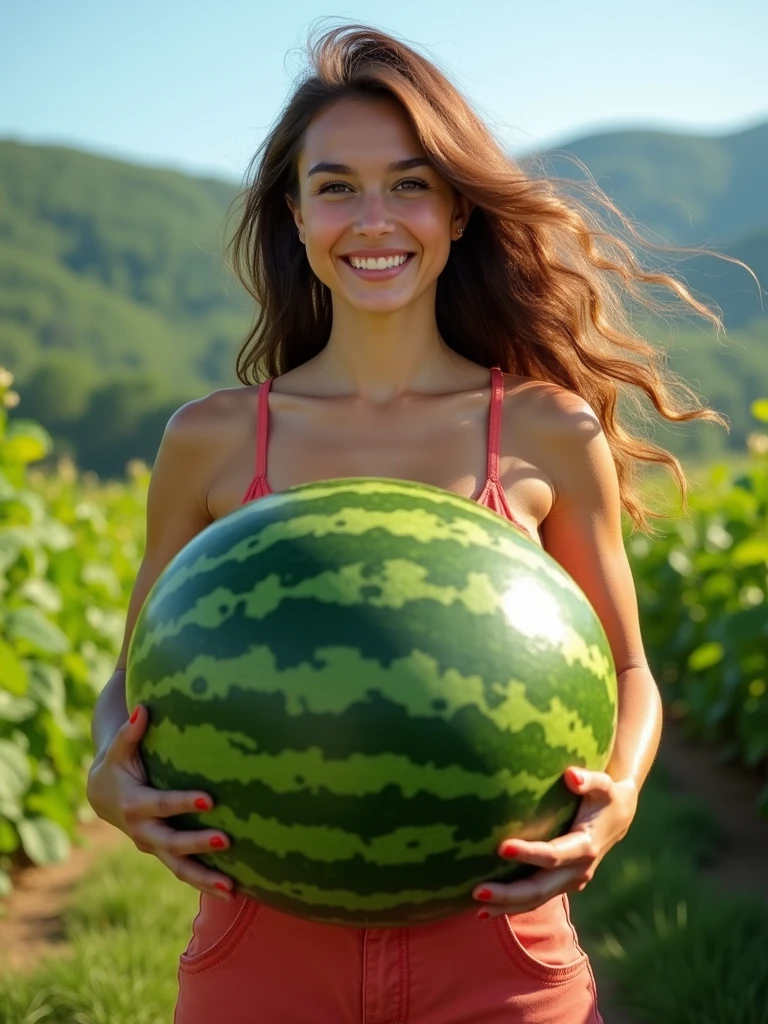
[3,0,766,184]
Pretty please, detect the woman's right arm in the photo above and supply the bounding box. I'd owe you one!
[86,396,235,901]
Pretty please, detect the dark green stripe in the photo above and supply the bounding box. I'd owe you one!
[142,744,577,849]
[196,839,540,911]
[143,689,591,788]
[141,482,539,628]
[146,491,546,625]
[158,779,575,897]
[131,593,613,754]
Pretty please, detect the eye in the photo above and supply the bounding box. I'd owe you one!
[315,177,430,195]
[316,181,351,194]
[394,178,429,190]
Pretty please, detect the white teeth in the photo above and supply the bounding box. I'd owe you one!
[348,254,409,270]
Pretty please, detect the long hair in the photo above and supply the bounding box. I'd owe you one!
[223,22,759,535]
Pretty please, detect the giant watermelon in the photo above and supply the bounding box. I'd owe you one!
[126,477,617,927]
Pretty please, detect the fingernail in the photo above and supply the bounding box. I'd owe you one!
[475,888,493,901]
[209,835,227,850]
[129,707,140,724]
[194,797,212,811]
[571,770,584,786]
[477,909,491,920]
[499,842,519,859]
[214,882,231,900]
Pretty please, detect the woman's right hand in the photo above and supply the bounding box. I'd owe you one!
[86,704,234,902]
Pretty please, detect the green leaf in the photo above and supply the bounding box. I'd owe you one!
[0,529,24,574]
[667,549,693,575]
[17,816,70,866]
[5,607,71,656]
[0,740,30,816]
[751,399,768,423]
[0,639,28,695]
[35,517,74,552]
[81,561,121,598]
[0,690,36,722]
[688,642,725,672]
[27,662,69,718]
[26,785,76,833]
[730,537,768,568]
[0,816,19,853]
[17,577,63,615]
[3,419,52,465]
[0,469,17,501]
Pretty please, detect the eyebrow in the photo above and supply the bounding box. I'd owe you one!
[307,157,432,177]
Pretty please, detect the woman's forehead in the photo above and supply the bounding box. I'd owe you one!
[299,98,423,168]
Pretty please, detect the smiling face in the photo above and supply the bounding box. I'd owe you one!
[287,97,471,316]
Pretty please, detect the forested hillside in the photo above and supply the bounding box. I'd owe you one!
[0,121,766,477]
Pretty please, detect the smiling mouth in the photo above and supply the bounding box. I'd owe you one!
[341,253,415,272]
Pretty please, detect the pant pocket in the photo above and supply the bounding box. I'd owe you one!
[493,894,589,985]
[179,893,261,975]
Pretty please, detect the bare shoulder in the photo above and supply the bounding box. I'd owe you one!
[113,385,256,671]
[504,372,601,444]
[499,373,606,512]
[158,385,256,508]
[502,372,598,431]
[168,385,255,437]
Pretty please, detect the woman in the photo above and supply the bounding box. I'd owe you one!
[87,22,747,1023]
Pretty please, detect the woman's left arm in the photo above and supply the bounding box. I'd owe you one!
[473,392,663,917]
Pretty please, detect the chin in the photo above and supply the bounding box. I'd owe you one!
[343,290,417,315]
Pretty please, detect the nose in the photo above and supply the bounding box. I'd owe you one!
[353,192,394,238]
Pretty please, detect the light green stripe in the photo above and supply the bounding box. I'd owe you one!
[145,719,588,801]
[209,812,572,912]
[132,561,502,663]
[135,646,610,758]
[131,564,611,697]
[146,485,582,611]
[195,798,573,872]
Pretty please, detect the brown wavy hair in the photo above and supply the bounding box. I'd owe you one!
[223,21,759,536]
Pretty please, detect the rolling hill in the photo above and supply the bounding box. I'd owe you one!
[0,120,765,476]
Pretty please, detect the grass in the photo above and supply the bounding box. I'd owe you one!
[1,761,767,1023]
[569,762,768,1023]
[0,850,197,1024]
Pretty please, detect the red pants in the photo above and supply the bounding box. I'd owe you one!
[174,892,603,1023]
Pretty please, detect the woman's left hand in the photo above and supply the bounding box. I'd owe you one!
[472,767,639,919]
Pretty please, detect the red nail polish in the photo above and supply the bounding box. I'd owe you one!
[477,909,491,919]
[500,842,519,858]
[476,888,493,901]
[129,707,140,724]
[209,835,227,850]
[194,798,212,811]
[214,882,231,898]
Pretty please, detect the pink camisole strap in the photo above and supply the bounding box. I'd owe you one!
[240,367,533,540]
[240,376,273,503]
[475,368,532,536]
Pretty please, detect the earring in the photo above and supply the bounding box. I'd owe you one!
[456,227,464,237]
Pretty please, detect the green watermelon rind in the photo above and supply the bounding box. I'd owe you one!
[126,477,617,927]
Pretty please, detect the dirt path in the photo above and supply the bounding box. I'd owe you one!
[657,710,768,902]
[0,817,126,973]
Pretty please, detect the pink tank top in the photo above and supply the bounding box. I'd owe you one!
[241,366,532,539]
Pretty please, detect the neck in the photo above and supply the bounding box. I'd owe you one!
[309,290,470,403]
